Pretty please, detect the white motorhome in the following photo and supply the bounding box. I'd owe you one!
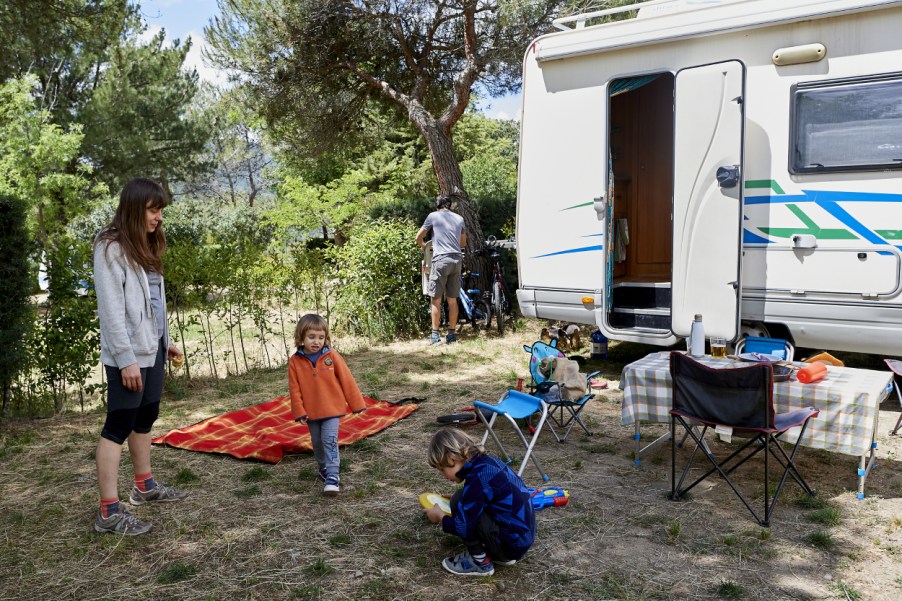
[515,0,902,355]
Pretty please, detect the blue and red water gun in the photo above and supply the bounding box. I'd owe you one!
[528,486,569,510]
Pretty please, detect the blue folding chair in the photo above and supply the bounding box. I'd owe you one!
[734,336,795,361]
[523,340,600,442]
[474,390,550,481]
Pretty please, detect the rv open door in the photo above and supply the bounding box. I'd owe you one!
[671,60,745,341]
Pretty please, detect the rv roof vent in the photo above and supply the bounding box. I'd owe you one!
[772,43,826,66]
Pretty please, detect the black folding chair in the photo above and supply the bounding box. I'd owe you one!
[883,359,902,435]
[669,352,820,527]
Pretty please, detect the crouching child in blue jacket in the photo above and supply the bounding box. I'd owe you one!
[424,428,536,576]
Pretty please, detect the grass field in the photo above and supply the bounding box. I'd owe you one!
[2,321,902,600]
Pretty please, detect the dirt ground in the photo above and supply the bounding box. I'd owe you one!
[2,322,902,600]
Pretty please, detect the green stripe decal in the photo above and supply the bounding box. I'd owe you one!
[787,204,818,230]
[561,201,594,211]
[745,180,785,195]
[758,204,858,240]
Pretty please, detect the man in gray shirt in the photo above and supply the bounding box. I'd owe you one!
[416,195,467,344]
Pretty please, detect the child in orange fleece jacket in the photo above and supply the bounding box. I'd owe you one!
[288,313,366,495]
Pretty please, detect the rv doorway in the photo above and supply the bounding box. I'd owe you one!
[608,72,675,332]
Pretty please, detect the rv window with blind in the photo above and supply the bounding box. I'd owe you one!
[790,74,902,174]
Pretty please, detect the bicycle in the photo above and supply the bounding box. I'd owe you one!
[439,270,492,331]
[475,236,516,334]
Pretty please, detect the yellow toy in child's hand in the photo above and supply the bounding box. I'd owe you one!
[419,492,451,515]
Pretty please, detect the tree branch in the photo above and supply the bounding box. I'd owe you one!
[439,0,481,133]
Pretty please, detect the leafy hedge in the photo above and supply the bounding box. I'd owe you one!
[330,220,428,341]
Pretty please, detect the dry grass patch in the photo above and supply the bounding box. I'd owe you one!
[3,322,902,600]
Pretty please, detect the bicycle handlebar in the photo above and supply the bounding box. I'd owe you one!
[480,236,516,251]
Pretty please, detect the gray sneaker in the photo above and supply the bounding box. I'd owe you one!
[441,551,494,576]
[94,507,152,536]
[129,483,188,506]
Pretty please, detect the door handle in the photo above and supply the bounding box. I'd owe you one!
[593,194,607,221]
[716,165,740,189]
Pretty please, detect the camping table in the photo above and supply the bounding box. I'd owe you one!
[619,351,893,498]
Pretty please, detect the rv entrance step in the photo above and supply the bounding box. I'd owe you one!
[609,281,671,330]
[611,281,671,308]
[609,307,671,330]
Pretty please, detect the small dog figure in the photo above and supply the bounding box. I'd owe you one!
[542,323,582,353]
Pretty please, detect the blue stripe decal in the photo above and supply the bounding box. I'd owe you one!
[744,194,808,205]
[743,229,772,244]
[802,190,902,203]
[746,190,902,205]
[533,245,603,259]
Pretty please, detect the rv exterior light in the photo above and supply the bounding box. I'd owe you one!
[792,234,817,249]
[772,43,826,66]
[582,296,594,304]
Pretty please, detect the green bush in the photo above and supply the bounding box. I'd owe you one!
[330,219,427,341]
[0,193,34,414]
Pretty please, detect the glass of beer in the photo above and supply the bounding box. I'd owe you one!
[710,337,727,359]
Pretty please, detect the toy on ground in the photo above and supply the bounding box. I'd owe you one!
[528,486,569,510]
[420,487,569,515]
[419,492,451,515]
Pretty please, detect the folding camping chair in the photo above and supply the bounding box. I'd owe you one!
[669,352,820,527]
[734,335,795,361]
[523,340,600,442]
[883,359,902,436]
[474,390,550,482]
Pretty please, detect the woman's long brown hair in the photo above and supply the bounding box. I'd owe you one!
[96,178,170,273]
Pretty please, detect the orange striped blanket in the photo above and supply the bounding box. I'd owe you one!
[152,396,419,463]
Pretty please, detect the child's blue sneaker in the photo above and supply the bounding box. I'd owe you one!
[429,333,441,345]
[441,551,494,577]
[323,474,340,496]
[446,332,457,344]
[318,469,340,483]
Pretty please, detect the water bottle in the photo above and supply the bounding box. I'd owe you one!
[689,314,705,357]
[590,329,608,360]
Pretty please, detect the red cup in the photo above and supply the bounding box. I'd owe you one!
[516,378,523,392]
[797,362,827,384]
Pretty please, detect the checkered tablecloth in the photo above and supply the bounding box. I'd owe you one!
[620,351,893,457]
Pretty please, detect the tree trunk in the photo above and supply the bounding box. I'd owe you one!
[409,103,489,283]
[410,105,485,255]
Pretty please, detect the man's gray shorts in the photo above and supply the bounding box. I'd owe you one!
[428,255,462,299]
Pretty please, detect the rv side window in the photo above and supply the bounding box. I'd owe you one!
[790,74,902,174]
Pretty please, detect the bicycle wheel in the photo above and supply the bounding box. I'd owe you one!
[493,281,505,334]
[474,299,491,329]
[499,283,515,331]
[439,300,449,328]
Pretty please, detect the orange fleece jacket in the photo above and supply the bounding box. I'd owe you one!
[288,349,366,420]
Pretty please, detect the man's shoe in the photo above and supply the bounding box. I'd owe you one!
[323,474,340,496]
[441,551,494,577]
[129,483,188,505]
[446,332,457,344]
[494,558,518,566]
[430,333,441,345]
[94,507,152,536]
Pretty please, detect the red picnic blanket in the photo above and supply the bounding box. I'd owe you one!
[152,396,419,463]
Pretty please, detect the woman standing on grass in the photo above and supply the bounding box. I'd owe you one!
[92,178,186,536]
